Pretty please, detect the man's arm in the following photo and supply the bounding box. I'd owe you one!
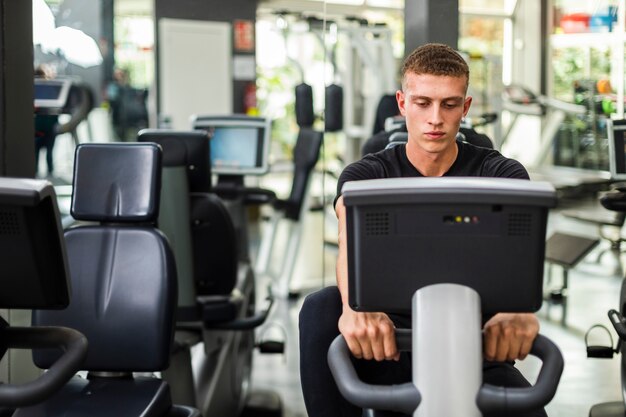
[335,196,400,361]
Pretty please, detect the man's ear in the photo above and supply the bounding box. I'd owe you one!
[396,90,406,116]
[463,96,473,117]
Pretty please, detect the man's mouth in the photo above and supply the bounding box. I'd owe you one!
[425,131,445,139]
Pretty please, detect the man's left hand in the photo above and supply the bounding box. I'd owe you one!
[483,313,539,362]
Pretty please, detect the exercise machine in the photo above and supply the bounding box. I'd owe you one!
[192,115,323,299]
[0,178,87,413]
[587,164,626,417]
[328,177,564,416]
[4,143,200,416]
[502,84,587,164]
[137,128,279,416]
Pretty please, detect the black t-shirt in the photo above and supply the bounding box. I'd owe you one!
[336,140,529,203]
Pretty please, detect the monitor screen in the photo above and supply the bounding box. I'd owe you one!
[34,78,72,109]
[343,177,557,315]
[608,119,626,180]
[192,115,270,176]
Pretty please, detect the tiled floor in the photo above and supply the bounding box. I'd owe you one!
[249,191,626,417]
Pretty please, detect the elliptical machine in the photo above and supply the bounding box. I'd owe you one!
[328,177,564,416]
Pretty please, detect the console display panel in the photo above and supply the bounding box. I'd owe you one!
[608,119,626,180]
[34,78,72,109]
[343,177,557,315]
[192,115,270,176]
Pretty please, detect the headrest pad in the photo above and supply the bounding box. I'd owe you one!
[137,129,211,192]
[71,143,162,222]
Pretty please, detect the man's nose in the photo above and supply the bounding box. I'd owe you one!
[428,105,443,125]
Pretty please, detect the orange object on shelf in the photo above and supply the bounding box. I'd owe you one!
[597,79,613,94]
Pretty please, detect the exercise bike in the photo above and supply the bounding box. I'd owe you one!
[1,143,200,417]
[328,177,564,416]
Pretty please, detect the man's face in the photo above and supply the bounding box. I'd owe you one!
[397,73,472,154]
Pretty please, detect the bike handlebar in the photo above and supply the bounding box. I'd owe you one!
[328,332,563,414]
[0,326,87,407]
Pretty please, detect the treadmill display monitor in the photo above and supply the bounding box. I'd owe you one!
[343,177,557,315]
[34,79,72,109]
[608,119,626,180]
[192,116,271,176]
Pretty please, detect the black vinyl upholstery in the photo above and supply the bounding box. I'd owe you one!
[71,143,162,222]
[191,193,237,295]
[139,129,212,193]
[33,143,177,372]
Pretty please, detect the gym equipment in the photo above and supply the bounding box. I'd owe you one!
[192,115,323,299]
[254,127,323,298]
[10,143,199,417]
[587,186,626,417]
[0,178,87,410]
[608,119,626,181]
[543,232,600,326]
[34,78,72,109]
[325,83,343,133]
[559,120,626,276]
[137,129,277,416]
[328,177,563,416]
[295,83,315,128]
[502,84,587,161]
[34,78,95,146]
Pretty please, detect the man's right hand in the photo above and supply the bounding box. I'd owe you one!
[338,306,400,361]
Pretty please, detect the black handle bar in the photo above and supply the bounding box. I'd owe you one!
[0,326,87,407]
[327,335,421,415]
[476,334,563,413]
[328,332,563,414]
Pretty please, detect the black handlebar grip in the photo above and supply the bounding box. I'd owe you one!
[477,334,563,413]
[0,326,87,407]
[327,335,420,415]
[600,191,626,212]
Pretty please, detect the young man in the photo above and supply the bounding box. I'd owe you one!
[299,43,547,417]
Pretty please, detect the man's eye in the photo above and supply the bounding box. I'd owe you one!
[416,101,429,107]
[443,102,459,109]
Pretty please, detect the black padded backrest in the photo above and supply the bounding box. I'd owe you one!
[33,226,177,372]
[138,129,211,192]
[71,143,161,223]
[459,127,494,149]
[33,143,177,372]
[373,94,398,135]
[284,128,323,220]
[0,179,70,309]
[191,193,237,295]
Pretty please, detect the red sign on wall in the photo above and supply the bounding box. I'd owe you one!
[234,20,255,52]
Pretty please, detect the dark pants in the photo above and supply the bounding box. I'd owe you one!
[35,132,57,175]
[299,286,548,417]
